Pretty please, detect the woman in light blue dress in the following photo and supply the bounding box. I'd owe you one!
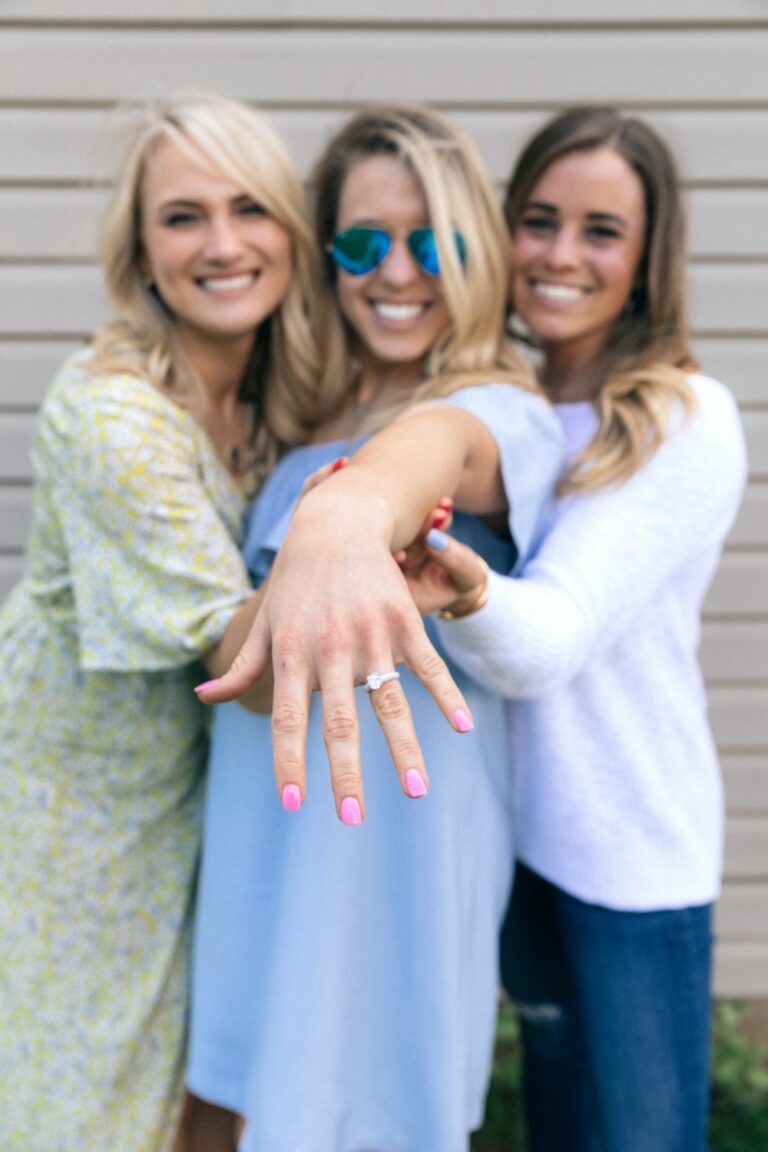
[186,105,563,1152]
[224,109,747,1152]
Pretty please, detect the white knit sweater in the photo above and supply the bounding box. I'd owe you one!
[436,374,747,909]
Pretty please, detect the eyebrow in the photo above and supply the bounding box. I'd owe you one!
[522,199,629,229]
[157,198,202,212]
[343,217,430,227]
[158,193,253,211]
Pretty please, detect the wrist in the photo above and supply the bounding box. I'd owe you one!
[437,559,491,621]
[297,471,396,545]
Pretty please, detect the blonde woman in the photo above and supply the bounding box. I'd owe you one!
[187,105,563,1152]
[243,109,747,1152]
[0,92,341,1150]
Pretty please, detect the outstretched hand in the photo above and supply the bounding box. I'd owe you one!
[195,481,475,824]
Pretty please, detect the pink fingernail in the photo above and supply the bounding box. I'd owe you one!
[331,456,349,473]
[194,679,220,694]
[453,708,475,733]
[281,784,302,812]
[405,769,428,798]
[340,797,363,826]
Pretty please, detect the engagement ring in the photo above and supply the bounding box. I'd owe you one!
[364,671,401,693]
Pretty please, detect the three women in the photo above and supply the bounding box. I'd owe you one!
[2,91,745,1152]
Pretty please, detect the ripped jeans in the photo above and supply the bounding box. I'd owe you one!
[500,862,713,1152]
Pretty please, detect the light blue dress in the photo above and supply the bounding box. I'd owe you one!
[187,385,563,1152]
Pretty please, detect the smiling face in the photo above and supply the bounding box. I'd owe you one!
[139,137,292,370]
[509,146,646,397]
[333,154,452,390]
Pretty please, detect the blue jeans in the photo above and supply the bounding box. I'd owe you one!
[500,862,713,1152]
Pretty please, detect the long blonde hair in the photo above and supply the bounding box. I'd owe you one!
[309,102,539,428]
[505,107,697,492]
[89,91,343,459]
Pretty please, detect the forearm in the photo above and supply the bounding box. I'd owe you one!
[437,569,590,697]
[439,381,747,695]
[303,406,505,554]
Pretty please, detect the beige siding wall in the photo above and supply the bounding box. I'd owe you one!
[0,2,766,995]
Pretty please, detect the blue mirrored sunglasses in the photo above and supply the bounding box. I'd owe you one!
[328,226,466,277]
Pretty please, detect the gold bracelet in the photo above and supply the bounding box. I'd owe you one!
[437,559,491,621]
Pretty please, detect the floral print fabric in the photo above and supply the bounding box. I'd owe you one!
[0,352,252,1151]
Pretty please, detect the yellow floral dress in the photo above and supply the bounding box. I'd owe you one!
[0,352,255,1151]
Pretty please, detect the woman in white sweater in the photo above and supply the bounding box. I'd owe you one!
[406,108,747,1152]
[204,109,746,1152]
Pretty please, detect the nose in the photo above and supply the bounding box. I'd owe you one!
[378,235,421,286]
[203,214,244,263]
[544,225,580,270]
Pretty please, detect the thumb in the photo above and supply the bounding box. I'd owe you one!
[425,529,489,596]
[195,621,271,703]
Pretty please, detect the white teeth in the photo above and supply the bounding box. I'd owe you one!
[533,282,585,302]
[201,273,255,292]
[374,302,424,321]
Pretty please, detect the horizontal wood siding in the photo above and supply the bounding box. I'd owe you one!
[4,108,768,185]
[3,29,768,106]
[2,2,767,22]
[0,2,766,995]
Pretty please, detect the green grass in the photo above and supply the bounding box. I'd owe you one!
[708,1002,768,1152]
[472,1000,768,1151]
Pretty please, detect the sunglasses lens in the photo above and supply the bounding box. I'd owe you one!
[408,228,440,276]
[408,228,467,276]
[330,228,391,275]
[331,227,467,276]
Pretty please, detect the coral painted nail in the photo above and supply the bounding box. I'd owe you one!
[340,797,363,825]
[405,769,428,798]
[281,784,302,812]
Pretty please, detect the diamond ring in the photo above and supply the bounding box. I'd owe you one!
[364,671,401,693]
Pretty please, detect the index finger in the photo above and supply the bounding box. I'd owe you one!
[396,600,476,734]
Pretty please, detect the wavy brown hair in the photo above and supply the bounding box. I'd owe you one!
[504,107,697,491]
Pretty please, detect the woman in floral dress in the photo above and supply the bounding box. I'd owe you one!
[0,91,343,1152]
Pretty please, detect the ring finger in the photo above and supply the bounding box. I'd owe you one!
[365,668,430,800]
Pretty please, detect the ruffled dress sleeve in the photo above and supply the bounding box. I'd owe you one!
[32,359,253,671]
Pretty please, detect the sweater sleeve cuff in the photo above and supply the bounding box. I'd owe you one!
[434,568,506,654]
